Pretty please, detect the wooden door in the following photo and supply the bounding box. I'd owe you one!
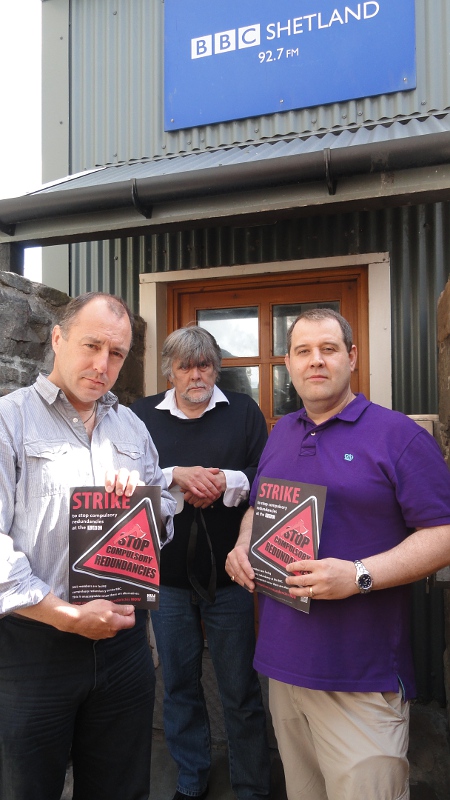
[168,266,369,428]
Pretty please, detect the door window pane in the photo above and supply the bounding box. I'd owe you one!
[198,307,259,357]
[273,302,340,356]
[273,365,303,417]
[219,366,259,403]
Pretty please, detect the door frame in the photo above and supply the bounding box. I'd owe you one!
[139,253,392,407]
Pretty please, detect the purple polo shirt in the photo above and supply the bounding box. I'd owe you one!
[250,394,450,699]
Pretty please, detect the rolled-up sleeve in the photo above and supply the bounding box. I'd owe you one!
[0,534,51,615]
[0,434,51,615]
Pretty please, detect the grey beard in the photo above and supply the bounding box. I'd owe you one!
[180,385,214,405]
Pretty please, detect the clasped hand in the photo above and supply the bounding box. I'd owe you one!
[172,466,226,508]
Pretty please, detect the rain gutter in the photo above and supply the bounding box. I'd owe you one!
[1,130,450,234]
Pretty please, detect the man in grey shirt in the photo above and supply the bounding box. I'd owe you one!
[0,292,175,800]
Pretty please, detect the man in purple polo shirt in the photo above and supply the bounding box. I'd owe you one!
[226,308,450,800]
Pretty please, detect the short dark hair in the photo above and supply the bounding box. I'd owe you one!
[58,292,134,342]
[286,308,353,354]
[161,326,222,379]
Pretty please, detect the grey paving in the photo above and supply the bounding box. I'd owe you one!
[61,647,287,800]
[60,657,443,800]
[149,729,286,800]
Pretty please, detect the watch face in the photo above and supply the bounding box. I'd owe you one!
[358,574,372,590]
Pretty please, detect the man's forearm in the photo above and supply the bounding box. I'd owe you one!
[365,524,450,590]
[14,592,80,631]
[225,506,256,590]
[286,523,450,601]
[235,507,255,550]
[15,592,136,639]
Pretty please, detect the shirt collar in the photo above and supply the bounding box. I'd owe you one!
[156,384,229,419]
[297,392,371,426]
[35,372,119,410]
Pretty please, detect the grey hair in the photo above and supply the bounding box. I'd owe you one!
[286,308,353,354]
[161,326,222,379]
[58,291,134,344]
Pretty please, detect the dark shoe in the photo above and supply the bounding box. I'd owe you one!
[171,788,208,800]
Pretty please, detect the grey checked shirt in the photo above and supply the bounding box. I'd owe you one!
[0,374,175,615]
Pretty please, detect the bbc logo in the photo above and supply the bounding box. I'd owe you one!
[191,25,261,59]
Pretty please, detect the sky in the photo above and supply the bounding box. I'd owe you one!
[0,0,42,280]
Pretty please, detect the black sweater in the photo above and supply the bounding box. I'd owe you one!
[131,391,268,590]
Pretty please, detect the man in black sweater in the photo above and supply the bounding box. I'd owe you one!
[131,326,270,800]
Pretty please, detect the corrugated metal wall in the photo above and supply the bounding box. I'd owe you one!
[67,1,450,706]
[70,0,450,170]
[69,0,450,419]
[71,200,450,705]
[72,200,450,417]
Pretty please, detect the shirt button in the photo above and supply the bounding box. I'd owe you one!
[73,417,78,423]
[310,432,316,436]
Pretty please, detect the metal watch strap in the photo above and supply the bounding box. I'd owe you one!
[354,559,373,594]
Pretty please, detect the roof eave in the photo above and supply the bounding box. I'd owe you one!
[1,130,450,241]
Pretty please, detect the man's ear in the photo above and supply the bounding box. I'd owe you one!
[349,345,358,373]
[284,352,291,377]
[51,325,62,353]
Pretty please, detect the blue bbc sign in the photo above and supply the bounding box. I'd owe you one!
[164,0,416,131]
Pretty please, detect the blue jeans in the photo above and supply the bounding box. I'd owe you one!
[0,611,155,800]
[151,584,271,799]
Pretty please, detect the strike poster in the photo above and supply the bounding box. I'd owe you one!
[249,477,326,613]
[69,485,161,609]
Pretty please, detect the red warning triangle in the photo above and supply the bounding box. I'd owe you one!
[73,498,160,591]
[251,496,318,576]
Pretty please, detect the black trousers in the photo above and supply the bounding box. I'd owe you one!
[0,611,155,800]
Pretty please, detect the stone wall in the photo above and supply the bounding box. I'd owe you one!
[0,271,68,396]
[0,271,145,403]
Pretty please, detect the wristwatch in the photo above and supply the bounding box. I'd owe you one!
[354,560,373,594]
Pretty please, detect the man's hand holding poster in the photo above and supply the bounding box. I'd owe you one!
[69,485,161,608]
[249,477,326,613]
